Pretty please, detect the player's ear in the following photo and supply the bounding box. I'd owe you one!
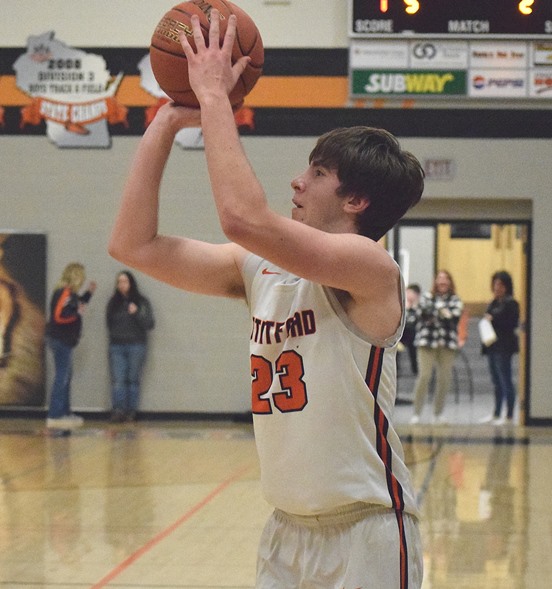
[343,194,370,214]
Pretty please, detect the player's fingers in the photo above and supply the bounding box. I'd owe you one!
[178,30,194,56]
[222,14,237,55]
[191,14,206,50]
[208,9,221,48]
[232,55,250,79]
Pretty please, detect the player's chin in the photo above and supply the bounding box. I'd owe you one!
[291,208,302,222]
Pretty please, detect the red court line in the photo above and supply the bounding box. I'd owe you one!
[90,463,252,588]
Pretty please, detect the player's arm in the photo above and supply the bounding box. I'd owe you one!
[181,13,399,307]
[108,103,247,299]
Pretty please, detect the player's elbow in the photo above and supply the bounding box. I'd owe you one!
[220,214,247,244]
[218,207,262,246]
[219,193,270,242]
[108,234,132,265]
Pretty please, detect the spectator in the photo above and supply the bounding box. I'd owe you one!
[410,270,463,425]
[46,263,96,429]
[398,283,421,375]
[106,270,154,422]
[480,271,520,425]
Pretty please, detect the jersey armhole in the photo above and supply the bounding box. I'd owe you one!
[322,268,406,349]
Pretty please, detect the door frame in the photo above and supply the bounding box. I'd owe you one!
[392,218,532,425]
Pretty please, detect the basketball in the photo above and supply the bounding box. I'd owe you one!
[150,0,264,108]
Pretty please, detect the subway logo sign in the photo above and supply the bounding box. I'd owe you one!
[351,70,467,96]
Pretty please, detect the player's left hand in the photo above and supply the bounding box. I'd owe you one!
[178,10,250,105]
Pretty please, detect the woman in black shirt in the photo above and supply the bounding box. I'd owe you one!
[481,271,520,424]
[106,270,154,422]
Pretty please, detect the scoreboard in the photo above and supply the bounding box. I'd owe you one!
[350,0,552,38]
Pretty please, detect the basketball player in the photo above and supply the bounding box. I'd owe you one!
[109,11,424,588]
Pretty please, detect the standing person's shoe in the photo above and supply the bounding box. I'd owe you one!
[46,414,84,429]
[110,410,126,423]
[126,411,137,422]
[479,414,503,425]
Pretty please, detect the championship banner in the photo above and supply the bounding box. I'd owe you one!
[0,233,46,407]
[13,32,127,148]
[2,31,259,149]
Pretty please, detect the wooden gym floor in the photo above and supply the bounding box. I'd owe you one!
[0,416,551,589]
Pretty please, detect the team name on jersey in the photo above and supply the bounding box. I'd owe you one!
[250,309,316,344]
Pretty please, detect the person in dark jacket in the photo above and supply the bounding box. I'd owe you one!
[46,262,96,428]
[106,270,154,422]
[398,283,421,375]
[480,270,520,425]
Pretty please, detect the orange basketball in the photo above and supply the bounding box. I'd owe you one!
[150,0,264,108]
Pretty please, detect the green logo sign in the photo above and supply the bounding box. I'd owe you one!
[352,70,467,96]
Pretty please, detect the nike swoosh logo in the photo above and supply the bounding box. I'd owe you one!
[262,268,281,275]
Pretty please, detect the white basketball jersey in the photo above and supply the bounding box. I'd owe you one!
[242,254,419,518]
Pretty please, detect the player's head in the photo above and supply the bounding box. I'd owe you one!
[309,127,424,241]
[58,263,85,292]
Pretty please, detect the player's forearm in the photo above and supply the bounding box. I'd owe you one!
[109,116,176,264]
[200,97,269,241]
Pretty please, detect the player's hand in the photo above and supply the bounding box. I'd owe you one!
[178,10,250,105]
[155,101,202,131]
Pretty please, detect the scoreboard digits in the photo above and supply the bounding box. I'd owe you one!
[351,0,552,37]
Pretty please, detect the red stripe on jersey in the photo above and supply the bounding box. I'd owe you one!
[395,509,409,589]
[365,346,409,588]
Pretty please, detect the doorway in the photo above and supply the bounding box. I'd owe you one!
[389,220,530,425]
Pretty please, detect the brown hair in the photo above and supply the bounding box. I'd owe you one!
[431,269,456,296]
[309,126,424,241]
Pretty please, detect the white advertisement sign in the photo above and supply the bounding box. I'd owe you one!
[529,70,552,98]
[349,39,551,100]
[409,41,469,70]
[349,40,408,69]
[532,43,552,66]
[469,42,528,68]
[469,69,527,98]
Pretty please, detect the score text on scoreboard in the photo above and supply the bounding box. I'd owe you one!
[350,0,552,38]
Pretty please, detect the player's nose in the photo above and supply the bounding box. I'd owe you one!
[291,175,305,192]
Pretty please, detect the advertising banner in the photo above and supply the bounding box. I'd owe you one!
[469,69,527,98]
[469,41,528,68]
[529,69,552,97]
[350,38,551,100]
[409,41,469,70]
[351,69,467,97]
[349,41,409,69]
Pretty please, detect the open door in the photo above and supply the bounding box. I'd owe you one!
[393,221,530,424]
